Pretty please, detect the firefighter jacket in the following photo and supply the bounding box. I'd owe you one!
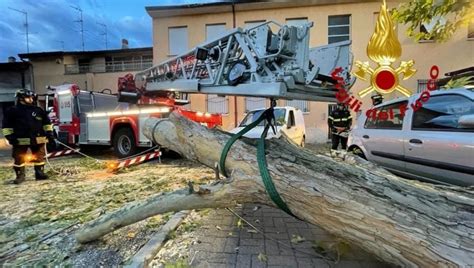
[2,103,53,146]
[328,108,352,132]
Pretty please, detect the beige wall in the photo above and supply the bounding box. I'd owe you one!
[32,59,86,93]
[151,1,473,137]
[31,59,138,95]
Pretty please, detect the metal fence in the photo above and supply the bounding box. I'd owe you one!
[207,94,228,114]
[65,60,153,74]
[286,100,310,113]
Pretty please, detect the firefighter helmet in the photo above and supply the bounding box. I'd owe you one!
[15,89,35,104]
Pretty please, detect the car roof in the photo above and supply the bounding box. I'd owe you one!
[373,87,473,109]
[247,106,297,113]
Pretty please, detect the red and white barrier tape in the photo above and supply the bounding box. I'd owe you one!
[46,149,80,159]
[116,151,162,170]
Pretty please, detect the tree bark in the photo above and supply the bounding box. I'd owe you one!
[76,113,474,267]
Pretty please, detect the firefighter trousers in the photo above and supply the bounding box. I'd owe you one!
[331,134,348,150]
[12,145,46,167]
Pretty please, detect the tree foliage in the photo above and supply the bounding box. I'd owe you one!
[391,0,473,42]
[442,76,474,89]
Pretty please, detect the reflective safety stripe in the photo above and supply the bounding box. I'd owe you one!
[13,163,25,167]
[333,119,342,122]
[17,138,30,145]
[2,128,14,136]
[341,118,349,121]
[43,124,53,131]
[328,116,334,120]
[33,162,45,166]
[347,116,353,119]
[36,137,48,144]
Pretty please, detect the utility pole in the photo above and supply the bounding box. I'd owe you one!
[71,5,84,51]
[56,40,65,50]
[8,7,29,53]
[97,22,108,49]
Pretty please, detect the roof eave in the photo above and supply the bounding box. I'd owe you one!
[146,0,376,19]
[18,47,153,60]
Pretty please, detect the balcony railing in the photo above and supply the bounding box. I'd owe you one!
[65,60,153,74]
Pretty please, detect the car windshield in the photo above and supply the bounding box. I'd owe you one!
[239,108,286,127]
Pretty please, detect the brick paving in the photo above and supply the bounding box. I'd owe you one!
[184,204,390,268]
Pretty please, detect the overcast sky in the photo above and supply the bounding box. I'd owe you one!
[0,0,225,61]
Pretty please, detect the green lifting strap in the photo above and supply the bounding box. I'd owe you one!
[257,123,294,216]
[219,111,267,177]
[219,108,294,216]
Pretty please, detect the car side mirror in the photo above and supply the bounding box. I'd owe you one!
[458,114,474,128]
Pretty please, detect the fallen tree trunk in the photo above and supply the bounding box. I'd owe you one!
[76,113,474,267]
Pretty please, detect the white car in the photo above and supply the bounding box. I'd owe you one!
[230,106,306,147]
[348,88,474,186]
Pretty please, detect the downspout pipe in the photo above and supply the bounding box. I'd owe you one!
[232,1,238,127]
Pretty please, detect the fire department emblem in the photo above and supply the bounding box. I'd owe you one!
[353,0,416,97]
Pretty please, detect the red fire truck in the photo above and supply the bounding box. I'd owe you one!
[45,80,221,158]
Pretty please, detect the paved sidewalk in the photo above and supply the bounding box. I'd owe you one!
[155,204,390,268]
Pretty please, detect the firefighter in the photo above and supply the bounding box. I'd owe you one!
[2,89,53,184]
[328,102,352,156]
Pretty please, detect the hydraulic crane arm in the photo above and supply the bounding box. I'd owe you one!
[135,21,355,102]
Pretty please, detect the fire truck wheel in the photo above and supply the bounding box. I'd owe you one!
[113,128,137,158]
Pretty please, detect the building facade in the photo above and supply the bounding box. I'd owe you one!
[18,47,153,96]
[0,61,33,128]
[147,0,474,141]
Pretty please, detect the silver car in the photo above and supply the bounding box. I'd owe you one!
[348,88,474,186]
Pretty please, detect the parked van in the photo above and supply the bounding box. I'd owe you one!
[230,106,306,147]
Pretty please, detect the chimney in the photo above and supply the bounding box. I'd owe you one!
[8,56,16,63]
[121,39,129,49]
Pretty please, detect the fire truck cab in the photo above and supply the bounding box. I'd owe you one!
[47,84,169,157]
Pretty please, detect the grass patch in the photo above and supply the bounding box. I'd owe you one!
[163,257,190,268]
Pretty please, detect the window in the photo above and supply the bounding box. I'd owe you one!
[105,55,152,72]
[77,58,90,73]
[168,26,188,56]
[245,97,266,112]
[288,110,295,127]
[328,15,350,44]
[207,94,228,114]
[468,21,474,40]
[286,100,309,113]
[239,108,286,127]
[417,79,439,93]
[419,23,435,42]
[364,101,407,130]
[419,17,446,42]
[206,23,226,41]
[286,18,308,27]
[412,95,474,132]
